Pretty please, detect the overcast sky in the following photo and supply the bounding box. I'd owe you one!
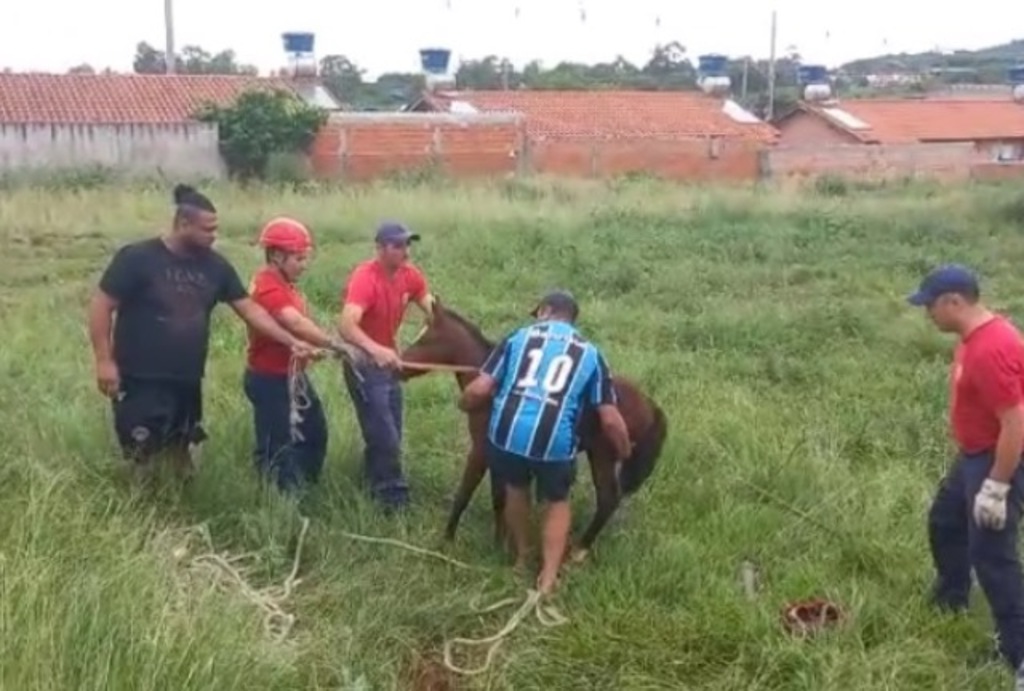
[2,0,1022,79]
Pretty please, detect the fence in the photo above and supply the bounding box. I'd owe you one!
[0,123,225,178]
[308,113,524,180]
[762,142,987,181]
[307,113,762,182]
[2,116,1018,185]
[525,138,760,180]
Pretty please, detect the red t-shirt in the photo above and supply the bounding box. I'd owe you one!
[246,267,308,375]
[340,259,427,349]
[950,315,1024,453]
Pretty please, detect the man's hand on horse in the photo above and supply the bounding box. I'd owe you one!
[95,357,120,399]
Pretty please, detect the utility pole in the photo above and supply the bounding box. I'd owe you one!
[164,0,175,74]
[741,57,749,101]
[766,10,777,120]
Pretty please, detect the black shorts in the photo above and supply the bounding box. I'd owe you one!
[486,440,576,503]
[112,376,206,461]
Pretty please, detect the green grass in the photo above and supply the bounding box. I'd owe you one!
[3,174,1024,690]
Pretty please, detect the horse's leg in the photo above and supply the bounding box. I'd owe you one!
[444,437,486,541]
[573,448,621,564]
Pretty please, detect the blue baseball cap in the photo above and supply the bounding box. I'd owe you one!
[530,289,580,321]
[907,263,980,306]
[374,221,420,245]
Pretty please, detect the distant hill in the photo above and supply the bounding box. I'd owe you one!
[839,39,1024,83]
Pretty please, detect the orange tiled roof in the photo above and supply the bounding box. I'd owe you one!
[0,73,301,124]
[423,90,778,143]
[803,99,1024,144]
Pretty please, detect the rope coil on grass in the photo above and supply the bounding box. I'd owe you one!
[181,515,311,642]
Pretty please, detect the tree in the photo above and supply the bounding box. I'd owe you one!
[194,89,328,181]
[133,41,257,75]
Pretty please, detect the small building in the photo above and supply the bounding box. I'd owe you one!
[773,98,1024,161]
[0,69,343,178]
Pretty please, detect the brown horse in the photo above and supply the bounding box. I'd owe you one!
[399,297,668,561]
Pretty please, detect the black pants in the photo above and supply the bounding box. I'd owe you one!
[111,376,206,461]
[929,450,1024,669]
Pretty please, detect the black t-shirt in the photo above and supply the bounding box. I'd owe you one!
[98,237,248,382]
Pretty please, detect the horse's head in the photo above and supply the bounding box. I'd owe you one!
[399,295,494,382]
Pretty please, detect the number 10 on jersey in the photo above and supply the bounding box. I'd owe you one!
[515,348,575,395]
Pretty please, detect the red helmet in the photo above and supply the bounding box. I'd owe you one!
[258,217,312,253]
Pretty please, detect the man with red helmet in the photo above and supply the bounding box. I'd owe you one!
[244,216,345,492]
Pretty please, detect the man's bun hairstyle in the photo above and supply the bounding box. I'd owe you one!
[173,183,216,213]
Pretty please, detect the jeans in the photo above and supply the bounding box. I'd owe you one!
[243,369,327,493]
[342,361,408,508]
[928,450,1024,669]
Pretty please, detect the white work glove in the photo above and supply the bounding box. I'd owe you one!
[973,478,1011,530]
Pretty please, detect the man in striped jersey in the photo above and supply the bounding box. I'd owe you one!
[459,290,632,595]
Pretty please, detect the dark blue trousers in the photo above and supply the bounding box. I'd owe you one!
[243,369,327,493]
[928,451,1024,669]
[342,361,409,509]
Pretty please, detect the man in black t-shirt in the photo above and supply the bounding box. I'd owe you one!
[87,184,317,483]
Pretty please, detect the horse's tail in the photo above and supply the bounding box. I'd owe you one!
[619,402,668,496]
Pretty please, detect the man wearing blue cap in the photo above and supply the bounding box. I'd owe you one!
[458,289,632,595]
[337,221,435,511]
[908,263,1024,679]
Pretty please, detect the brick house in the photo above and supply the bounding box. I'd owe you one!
[0,72,342,124]
[773,98,1024,161]
[403,89,778,180]
[0,72,343,178]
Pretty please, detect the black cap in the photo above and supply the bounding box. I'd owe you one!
[530,289,579,321]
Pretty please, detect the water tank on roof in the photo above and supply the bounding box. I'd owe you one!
[419,48,454,92]
[282,32,315,54]
[797,64,829,85]
[281,32,317,78]
[697,53,731,96]
[1010,65,1024,102]
[420,48,452,75]
[698,54,728,77]
[797,64,832,102]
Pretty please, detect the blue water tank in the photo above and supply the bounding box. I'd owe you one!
[797,64,829,85]
[420,48,452,75]
[697,54,729,78]
[1009,65,1024,85]
[282,32,315,54]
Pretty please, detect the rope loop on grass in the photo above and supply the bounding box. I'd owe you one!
[441,589,569,676]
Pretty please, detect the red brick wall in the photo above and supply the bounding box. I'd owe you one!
[971,162,1024,181]
[527,138,761,180]
[765,142,987,181]
[307,113,763,182]
[308,113,522,180]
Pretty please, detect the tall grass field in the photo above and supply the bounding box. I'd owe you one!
[3,174,1024,690]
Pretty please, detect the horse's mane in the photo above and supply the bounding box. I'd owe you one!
[440,304,496,351]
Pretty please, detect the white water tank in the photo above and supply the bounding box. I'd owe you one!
[700,76,732,96]
[804,83,832,102]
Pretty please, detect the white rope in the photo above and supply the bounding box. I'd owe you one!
[287,357,312,444]
[442,589,569,675]
[179,515,311,642]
